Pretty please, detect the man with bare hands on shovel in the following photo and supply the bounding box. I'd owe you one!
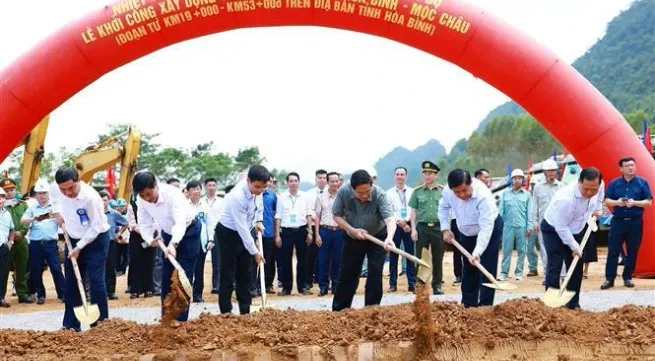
[50,167,111,331]
[438,169,503,309]
[331,169,396,312]
[541,167,604,310]
[133,171,201,323]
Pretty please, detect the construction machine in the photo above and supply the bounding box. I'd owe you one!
[10,116,51,195]
[74,127,142,200]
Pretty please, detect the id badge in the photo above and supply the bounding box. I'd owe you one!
[400,207,408,218]
[76,208,90,226]
[289,213,297,223]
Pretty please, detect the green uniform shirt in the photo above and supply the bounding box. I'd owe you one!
[408,184,441,223]
[498,188,531,230]
[6,201,29,241]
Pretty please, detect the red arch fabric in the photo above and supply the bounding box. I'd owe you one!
[1,0,653,276]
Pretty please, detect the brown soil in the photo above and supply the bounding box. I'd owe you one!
[161,269,190,325]
[1,299,653,360]
[412,283,436,357]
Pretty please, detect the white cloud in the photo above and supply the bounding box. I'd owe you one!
[0,0,634,181]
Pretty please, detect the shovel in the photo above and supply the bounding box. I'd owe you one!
[364,234,431,269]
[62,226,100,325]
[251,231,276,313]
[447,236,517,291]
[417,248,434,284]
[543,216,598,308]
[156,239,192,299]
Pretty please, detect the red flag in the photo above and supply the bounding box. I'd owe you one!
[106,167,116,198]
[524,156,533,190]
[643,120,653,153]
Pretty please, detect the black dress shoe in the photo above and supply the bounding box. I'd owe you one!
[211,288,218,294]
[130,293,139,299]
[193,297,204,303]
[144,292,153,298]
[600,280,614,290]
[432,288,444,296]
[526,270,539,277]
[108,294,119,300]
[388,286,398,292]
[299,288,313,296]
[0,299,10,308]
[453,277,462,284]
[265,286,275,295]
[408,285,416,293]
[278,289,291,296]
[318,289,328,297]
[624,279,635,288]
[18,297,34,304]
[37,297,46,305]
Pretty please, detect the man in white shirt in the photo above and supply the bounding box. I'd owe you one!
[541,167,604,309]
[305,169,327,290]
[314,172,343,296]
[187,181,213,303]
[133,171,201,322]
[438,169,503,308]
[215,165,268,315]
[275,172,313,296]
[202,178,224,295]
[386,167,416,293]
[50,167,111,331]
[0,187,15,308]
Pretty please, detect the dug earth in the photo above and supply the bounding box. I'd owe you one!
[1,299,653,361]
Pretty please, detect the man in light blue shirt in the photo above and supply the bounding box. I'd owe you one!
[20,179,65,305]
[0,187,15,308]
[498,169,532,281]
[542,167,603,309]
[438,169,503,308]
[215,165,269,315]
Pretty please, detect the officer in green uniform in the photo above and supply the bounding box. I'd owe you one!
[0,179,33,304]
[409,161,444,295]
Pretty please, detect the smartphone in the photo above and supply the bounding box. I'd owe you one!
[620,197,629,202]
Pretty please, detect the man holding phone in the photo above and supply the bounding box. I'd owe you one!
[602,157,652,290]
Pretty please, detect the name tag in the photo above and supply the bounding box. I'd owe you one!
[289,213,297,223]
[198,212,206,224]
[400,207,408,218]
[76,208,90,227]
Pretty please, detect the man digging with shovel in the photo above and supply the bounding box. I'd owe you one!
[50,167,111,331]
[133,172,201,323]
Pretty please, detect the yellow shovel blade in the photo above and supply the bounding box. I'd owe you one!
[417,248,433,284]
[482,281,518,291]
[175,266,193,298]
[542,288,575,308]
[74,304,100,325]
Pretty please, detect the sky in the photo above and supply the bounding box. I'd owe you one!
[0,0,635,181]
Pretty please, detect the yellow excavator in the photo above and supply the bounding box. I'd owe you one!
[16,116,50,195]
[74,127,142,200]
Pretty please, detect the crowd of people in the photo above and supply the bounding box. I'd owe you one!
[0,155,650,331]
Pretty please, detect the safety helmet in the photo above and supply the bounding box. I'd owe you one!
[34,179,50,193]
[116,198,127,207]
[542,159,558,171]
[108,200,119,208]
[511,169,525,178]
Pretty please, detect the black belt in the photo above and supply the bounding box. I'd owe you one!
[281,226,305,232]
[419,222,438,228]
[33,239,57,244]
[320,225,341,231]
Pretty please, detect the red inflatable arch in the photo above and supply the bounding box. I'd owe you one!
[1,0,653,276]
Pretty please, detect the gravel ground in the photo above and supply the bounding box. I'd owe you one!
[0,289,652,332]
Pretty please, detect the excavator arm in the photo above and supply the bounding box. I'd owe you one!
[74,128,141,199]
[19,115,50,195]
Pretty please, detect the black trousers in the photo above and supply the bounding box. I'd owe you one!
[541,220,584,309]
[263,237,276,288]
[0,244,8,299]
[193,249,207,299]
[217,223,254,315]
[306,241,319,288]
[606,217,643,281]
[105,241,119,295]
[332,229,387,311]
[451,219,463,279]
[128,231,155,295]
[280,227,308,293]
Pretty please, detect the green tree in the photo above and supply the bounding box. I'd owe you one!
[233,147,265,172]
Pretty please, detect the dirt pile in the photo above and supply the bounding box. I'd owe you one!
[412,283,436,357]
[1,299,653,360]
[161,269,190,325]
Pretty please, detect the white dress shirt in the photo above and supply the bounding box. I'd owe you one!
[386,184,414,222]
[219,180,264,256]
[190,198,211,251]
[50,181,110,249]
[275,190,312,228]
[305,186,327,217]
[315,189,339,227]
[438,178,499,257]
[136,183,197,246]
[543,181,604,251]
[202,195,224,240]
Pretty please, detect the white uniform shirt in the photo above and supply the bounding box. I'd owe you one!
[202,195,224,240]
[386,184,414,222]
[305,186,327,217]
[190,198,211,251]
[0,208,14,246]
[50,181,110,249]
[275,190,312,228]
[438,178,499,257]
[315,189,339,227]
[136,183,197,245]
[543,181,604,251]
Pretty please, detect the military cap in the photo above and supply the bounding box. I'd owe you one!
[0,179,17,189]
[421,161,440,173]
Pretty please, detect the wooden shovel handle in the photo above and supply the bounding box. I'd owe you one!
[61,225,90,312]
[156,239,184,272]
[448,236,502,288]
[363,234,430,268]
[558,216,597,295]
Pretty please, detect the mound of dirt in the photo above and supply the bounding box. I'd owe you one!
[0,299,653,360]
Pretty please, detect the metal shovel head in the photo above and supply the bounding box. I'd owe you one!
[417,248,433,284]
[542,287,575,308]
[175,265,193,298]
[482,281,518,291]
[73,304,100,325]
